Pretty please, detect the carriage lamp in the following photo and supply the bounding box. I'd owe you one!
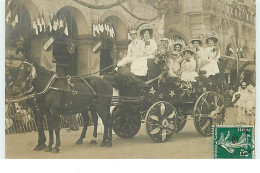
[67,42,76,55]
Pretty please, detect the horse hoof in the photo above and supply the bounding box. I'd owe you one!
[89,140,97,145]
[52,148,60,153]
[75,139,83,145]
[100,142,106,147]
[33,144,46,151]
[105,141,112,148]
[44,147,52,152]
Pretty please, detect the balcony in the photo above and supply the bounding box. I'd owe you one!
[202,0,255,25]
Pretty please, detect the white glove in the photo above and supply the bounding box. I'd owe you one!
[117,60,124,67]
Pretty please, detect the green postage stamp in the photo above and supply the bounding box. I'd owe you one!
[213,126,254,159]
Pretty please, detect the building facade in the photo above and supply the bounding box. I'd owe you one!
[5,0,165,76]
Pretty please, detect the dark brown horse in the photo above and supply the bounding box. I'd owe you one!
[5,62,113,153]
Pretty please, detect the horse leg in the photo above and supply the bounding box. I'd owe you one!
[90,110,98,145]
[101,107,112,147]
[33,109,46,151]
[107,114,113,147]
[53,115,61,153]
[75,111,90,145]
[97,108,110,147]
[45,116,54,152]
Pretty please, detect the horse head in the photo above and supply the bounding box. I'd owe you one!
[5,61,37,98]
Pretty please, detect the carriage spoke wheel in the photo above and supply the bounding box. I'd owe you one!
[145,101,177,143]
[193,91,225,137]
[175,106,188,133]
[112,106,141,138]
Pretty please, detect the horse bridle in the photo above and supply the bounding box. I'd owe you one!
[21,61,37,82]
[7,61,37,99]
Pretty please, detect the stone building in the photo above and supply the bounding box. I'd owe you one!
[5,0,165,76]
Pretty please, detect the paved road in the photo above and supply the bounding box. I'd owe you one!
[5,108,238,159]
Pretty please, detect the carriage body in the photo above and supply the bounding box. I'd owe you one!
[111,50,227,143]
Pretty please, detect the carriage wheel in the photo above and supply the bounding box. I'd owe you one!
[145,101,177,143]
[193,91,225,137]
[176,114,187,133]
[112,106,141,138]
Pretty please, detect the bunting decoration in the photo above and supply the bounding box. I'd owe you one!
[92,22,116,40]
[33,20,38,35]
[31,11,70,37]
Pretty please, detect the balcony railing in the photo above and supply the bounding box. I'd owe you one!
[202,0,255,24]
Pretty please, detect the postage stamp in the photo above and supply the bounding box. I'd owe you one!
[213,125,254,159]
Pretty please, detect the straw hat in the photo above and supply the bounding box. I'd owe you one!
[206,32,218,44]
[172,39,186,48]
[129,30,137,35]
[182,45,195,55]
[160,37,169,42]
[191,35,203,45]
[139,23,153,35]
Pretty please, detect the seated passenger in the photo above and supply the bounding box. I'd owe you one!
[167,51,182,77]
[200,33,220,77]
[179,46,198,82]
[158,37,171,53]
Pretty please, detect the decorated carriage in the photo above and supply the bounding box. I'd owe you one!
[109,48,226,143]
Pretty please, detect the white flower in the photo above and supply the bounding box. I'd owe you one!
[169,90,175,97]
[149,87,156,95]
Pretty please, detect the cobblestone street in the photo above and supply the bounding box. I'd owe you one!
[5,107,240,159]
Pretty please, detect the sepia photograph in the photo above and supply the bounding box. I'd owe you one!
[4,0,256,159]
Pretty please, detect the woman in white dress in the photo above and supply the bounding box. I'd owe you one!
[130,24,158,79]
[179,46,198,82]
[200,33,220,77]
[117,30,142,67]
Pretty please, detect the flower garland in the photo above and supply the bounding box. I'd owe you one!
[120,3,165,21]
[73,0,128,9]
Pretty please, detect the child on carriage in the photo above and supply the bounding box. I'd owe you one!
[179,46,199,82]
[190,35,205,73]
[167,51,182,77]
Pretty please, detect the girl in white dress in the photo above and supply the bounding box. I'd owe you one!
[190,35,205,72]
[179,46,198,82]
[201,34,220,77]
[130,24,158,78]
[167,51,182,77]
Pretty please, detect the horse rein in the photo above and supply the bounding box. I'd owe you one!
[6,62,113,103]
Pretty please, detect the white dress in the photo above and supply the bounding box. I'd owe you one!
[168,55,182,77]
[131,39,157,76]
[117,39,143,66]
[194,47,206,67]
[180,58,198,82]
[201,46,220,77]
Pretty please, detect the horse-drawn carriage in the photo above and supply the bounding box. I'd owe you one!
[108,68,226,143]
[7,49,251,151]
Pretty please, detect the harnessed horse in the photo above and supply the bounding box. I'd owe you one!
[5,62,114,153]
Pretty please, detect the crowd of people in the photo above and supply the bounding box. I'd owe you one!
[116,24,221,82]
[116,24,255,125]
